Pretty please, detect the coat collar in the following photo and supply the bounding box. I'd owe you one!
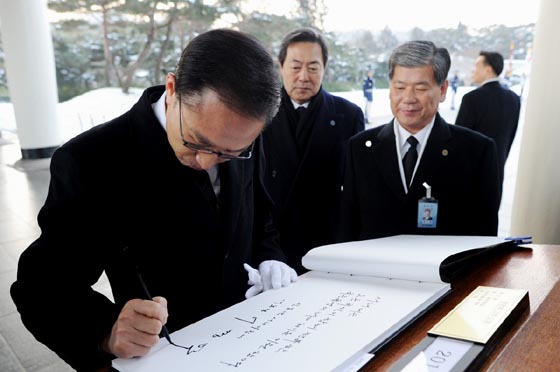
[268,88,342,184]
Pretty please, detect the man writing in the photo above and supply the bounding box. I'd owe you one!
[11,29,297,371]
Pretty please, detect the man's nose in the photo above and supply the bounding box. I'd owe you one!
[297,68,309,81]
[195,152,222,170]
[402,88,417,102]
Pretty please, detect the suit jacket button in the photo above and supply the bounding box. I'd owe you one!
[272,170,277,178]
[330,120,336,126]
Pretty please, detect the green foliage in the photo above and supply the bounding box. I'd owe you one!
[236,12,302,56]
[0,86,9,102]
[41,1,535,98]
[51,20,102,102]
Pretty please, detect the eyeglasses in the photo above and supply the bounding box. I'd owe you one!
[178,96,254,160]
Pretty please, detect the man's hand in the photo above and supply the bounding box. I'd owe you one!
[258,260,298,290]
[244,260,298,298]
[243,263,264,298]
[102,296,168,358]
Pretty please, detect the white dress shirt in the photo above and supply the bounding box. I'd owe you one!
[393,117,435,193]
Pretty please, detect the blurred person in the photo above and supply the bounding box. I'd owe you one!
[455,51,521,191]
[450,70,460,110]
[363,69,375,123]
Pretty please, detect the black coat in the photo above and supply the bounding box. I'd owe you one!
[263,89,364,273]
[339,113,500,242]
[11,86,285,371]
[455,81,521,183]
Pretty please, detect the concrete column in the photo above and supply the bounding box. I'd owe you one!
[510,0,560,244]
[0,0,61,159]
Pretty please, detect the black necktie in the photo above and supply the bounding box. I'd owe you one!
[295,106,307,146]
[402,136,418,187]
[296,106,306,120]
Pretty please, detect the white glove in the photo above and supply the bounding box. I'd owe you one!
[243,263,263,299]
[258,260,298,291]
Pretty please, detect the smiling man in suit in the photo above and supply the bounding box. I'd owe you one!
[339,41,500,242]
[262,28,364,274]
[455,51,521,191]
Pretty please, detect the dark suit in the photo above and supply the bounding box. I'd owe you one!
[263,88,364,273]
[339,114,500,242]
[455,81,520,185]
[11,86,285,371]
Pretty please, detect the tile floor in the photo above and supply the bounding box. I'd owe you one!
[0,132,74,371]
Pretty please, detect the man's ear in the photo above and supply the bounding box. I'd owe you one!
[165,73,177,107]
[439,80,449,102]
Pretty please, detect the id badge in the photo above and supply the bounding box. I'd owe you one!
[418,182,437,229]
[418,198,438,228]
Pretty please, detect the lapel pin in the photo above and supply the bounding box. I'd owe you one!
[442,149,449,156]
[365,140,372,148]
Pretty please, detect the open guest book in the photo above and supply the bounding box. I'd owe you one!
[113,235,511,372]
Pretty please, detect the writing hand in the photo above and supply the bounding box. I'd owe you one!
[258,260,298,291]
[243,263,264,298]
[102,296,169,358]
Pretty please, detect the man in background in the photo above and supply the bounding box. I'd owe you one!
[455,51,521,190]
[262,27,364,274]
[339,41,500,242]
[449,70,460,110]
[363,69,375,123]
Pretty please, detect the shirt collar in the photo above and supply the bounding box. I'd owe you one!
[481,77,500,86]
[393,116,436,193]
[394,116,435,155]
[290,98,310,110]
[152,91,167,130]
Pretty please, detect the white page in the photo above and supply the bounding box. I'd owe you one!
[302,235,505,282]
[113,271,449,372]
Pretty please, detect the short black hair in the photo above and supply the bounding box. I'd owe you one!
[388,40,450,86]
[479,51,504,76]
[174,29,281,124]
[278,27,329,67]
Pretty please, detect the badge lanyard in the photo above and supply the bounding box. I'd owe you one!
[418,182,438,229]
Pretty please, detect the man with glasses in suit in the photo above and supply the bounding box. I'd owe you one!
[11,29,297,371]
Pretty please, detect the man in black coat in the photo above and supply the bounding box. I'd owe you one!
[262,28,364,274]
[339,41,500,242]
[11,30,296,371]
[455,51,521,189]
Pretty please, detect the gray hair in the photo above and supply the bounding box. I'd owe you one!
[388,41,451,86]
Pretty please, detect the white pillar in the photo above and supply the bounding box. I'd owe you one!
[0,0,62,159]
[510,0,560,244]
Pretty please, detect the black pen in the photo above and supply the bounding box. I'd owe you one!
[135,266,175,345]
[135,268,193,351]
[135,267,192,350]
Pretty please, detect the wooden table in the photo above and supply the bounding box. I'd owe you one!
[361,244,560,371]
